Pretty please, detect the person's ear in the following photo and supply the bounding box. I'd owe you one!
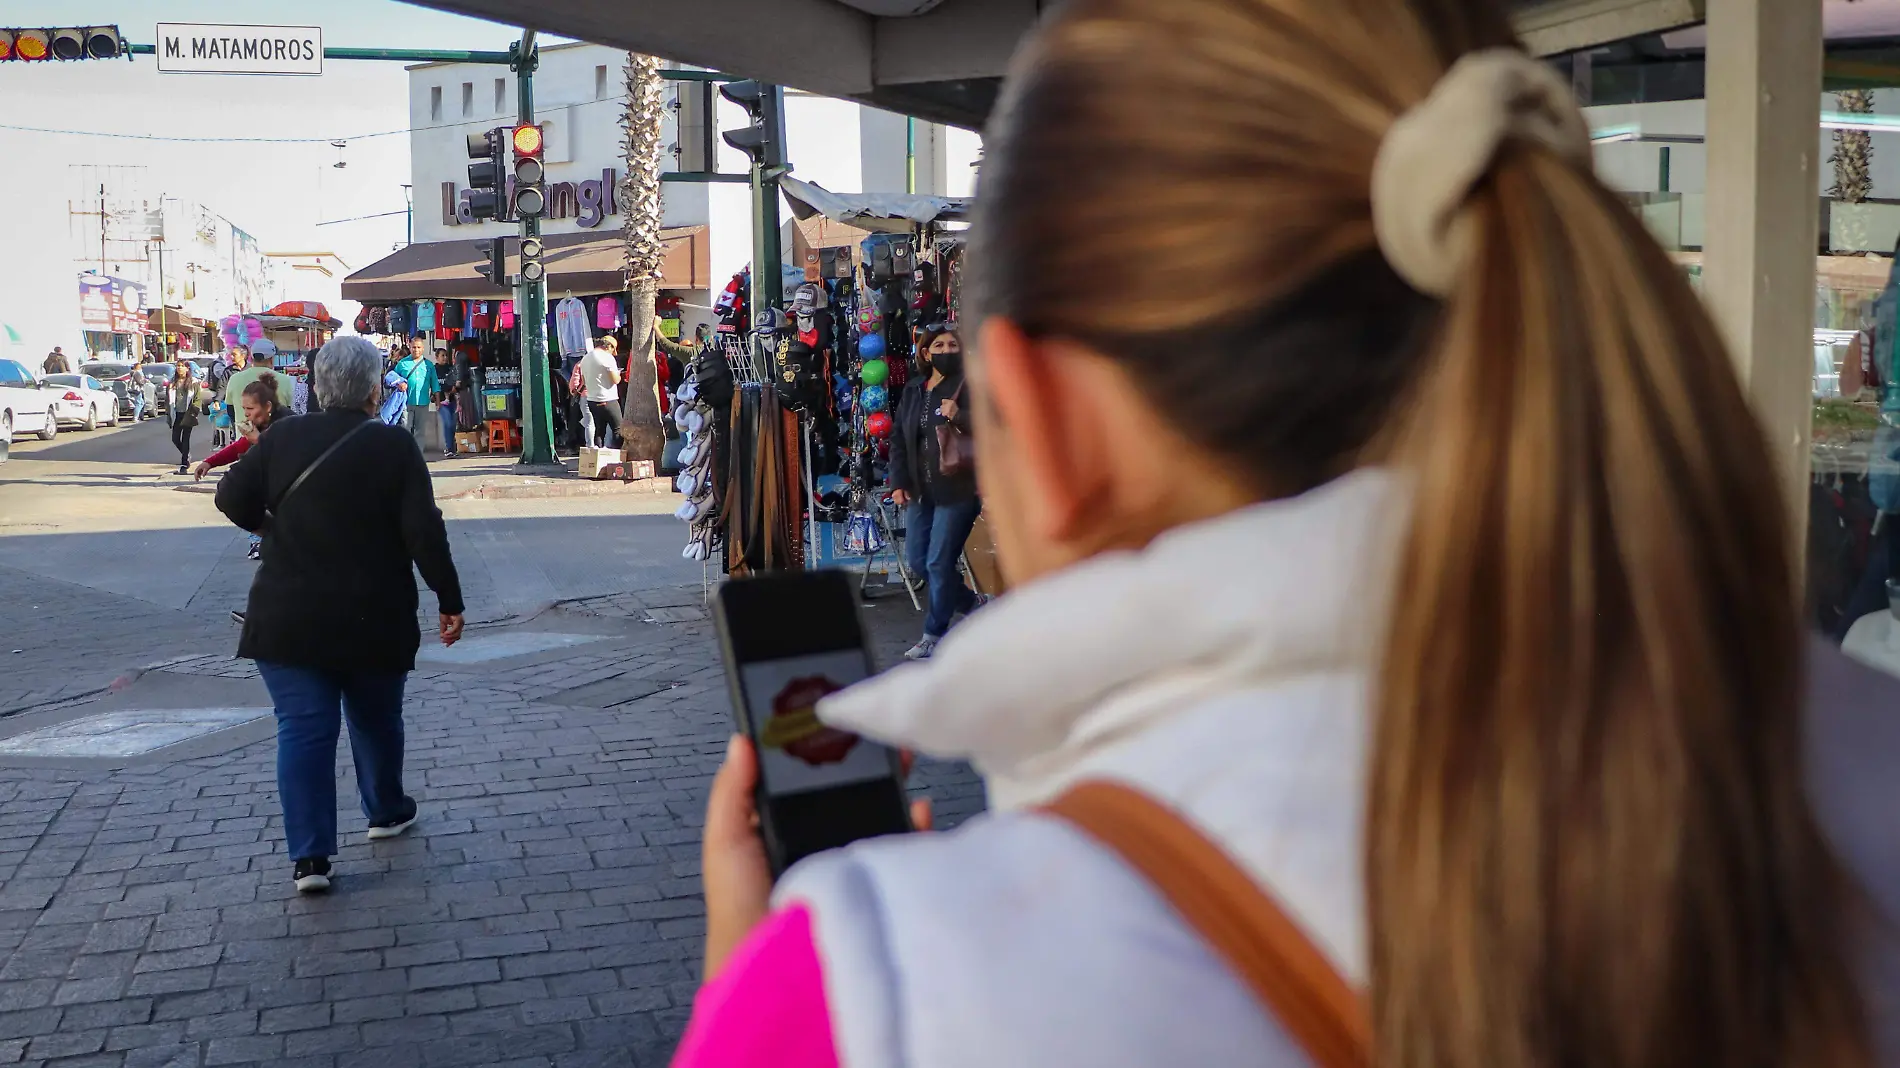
[976,319,1115,546]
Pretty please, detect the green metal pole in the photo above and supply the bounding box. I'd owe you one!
[751,87,787,380]
[514,36,556,465]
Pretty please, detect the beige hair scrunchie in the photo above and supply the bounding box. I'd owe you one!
[1372,49,1593,297]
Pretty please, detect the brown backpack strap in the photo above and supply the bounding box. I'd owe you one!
[1041,780,1371,1068]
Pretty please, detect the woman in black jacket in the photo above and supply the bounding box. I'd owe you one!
[215,335,465,894]
[887,325,981,660]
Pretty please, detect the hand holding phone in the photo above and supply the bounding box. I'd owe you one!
[713,570,913,878]
[700,733,933,980]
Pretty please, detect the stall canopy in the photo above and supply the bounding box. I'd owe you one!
[341,225,709,303]
[780,177,970,233]
[408,0,1708,128]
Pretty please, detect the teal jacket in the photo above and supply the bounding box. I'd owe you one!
[394,356,438,402]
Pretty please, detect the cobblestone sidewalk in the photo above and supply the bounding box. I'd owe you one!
[0,585,981,1068]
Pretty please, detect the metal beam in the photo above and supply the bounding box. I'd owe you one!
[1701,0,1822,556]
[1513,0,1707,57]
[126,42,516,64]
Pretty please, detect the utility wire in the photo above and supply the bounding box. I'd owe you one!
[317,210,409,226]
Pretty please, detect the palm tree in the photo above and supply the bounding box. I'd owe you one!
[1830,89,1875,252]
[618,52,667,463]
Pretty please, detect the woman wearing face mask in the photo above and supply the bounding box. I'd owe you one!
[887,325,981,660]
[671,0,1900,1066]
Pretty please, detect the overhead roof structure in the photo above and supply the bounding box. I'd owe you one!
[409,0,1714,129]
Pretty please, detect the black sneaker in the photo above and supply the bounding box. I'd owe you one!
[293,857,331,893]
[366,809,418,841]
[246,544,260,561]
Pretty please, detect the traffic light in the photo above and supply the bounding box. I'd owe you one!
[719,80,783,167]
[0,25,119,61]
[477,237,506,286]
[510,123,545,218]
[465,129,506,223]
[519,237,545,285]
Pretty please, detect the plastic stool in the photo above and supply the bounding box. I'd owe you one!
[486,419,521,453]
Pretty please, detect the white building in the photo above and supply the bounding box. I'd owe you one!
[344,42,979,310]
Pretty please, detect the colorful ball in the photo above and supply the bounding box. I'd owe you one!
[858,332,887,361]
[865,412,893,439]
[859,358,889,387]
[860,385,888,412]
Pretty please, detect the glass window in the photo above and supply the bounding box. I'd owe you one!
[0,361,25,384]
[495,77,506,114]
[430,85,442,122]
[595,65,609,99]
[461,81,474,117]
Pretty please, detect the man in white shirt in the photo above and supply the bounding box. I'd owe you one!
[578,336,623,448]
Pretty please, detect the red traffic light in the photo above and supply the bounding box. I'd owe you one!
[511,124,543,158]
[12,29,50,60]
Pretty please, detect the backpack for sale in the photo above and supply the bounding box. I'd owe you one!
[862,235,897,288]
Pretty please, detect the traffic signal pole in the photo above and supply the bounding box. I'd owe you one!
[511,32,555,466]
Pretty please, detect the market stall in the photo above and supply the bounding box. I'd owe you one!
[668,180,975,589]
[341,226,709,456]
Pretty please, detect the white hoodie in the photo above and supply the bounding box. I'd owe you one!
[779,470,1900,1067]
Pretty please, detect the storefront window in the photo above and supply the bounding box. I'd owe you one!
[1812,264,1900,679]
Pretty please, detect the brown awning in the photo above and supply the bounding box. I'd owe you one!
[341,225,709,303]
[146,308,207,332]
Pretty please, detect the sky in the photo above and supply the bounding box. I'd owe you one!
[0,1,551,353]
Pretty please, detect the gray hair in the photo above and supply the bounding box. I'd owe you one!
[315,336,383,411]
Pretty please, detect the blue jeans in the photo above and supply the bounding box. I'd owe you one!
[256,662,414,860]
[906,496,982,638]
[130,391,145,420]
[439,401,458,455]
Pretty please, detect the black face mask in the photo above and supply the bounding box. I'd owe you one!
[930,349,963,377]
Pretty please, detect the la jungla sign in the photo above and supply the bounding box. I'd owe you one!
[442,168,620,229]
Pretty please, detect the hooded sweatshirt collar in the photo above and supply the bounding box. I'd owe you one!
[819,468,1407,810]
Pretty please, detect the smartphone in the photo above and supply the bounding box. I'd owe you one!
[714,569,912,877]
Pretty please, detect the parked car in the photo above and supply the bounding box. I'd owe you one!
[79,361,141,416]
[142,363,174,415]
[40,373,121,431]
[0,358,58,457]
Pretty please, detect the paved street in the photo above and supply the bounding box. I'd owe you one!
[0,422,980,1068]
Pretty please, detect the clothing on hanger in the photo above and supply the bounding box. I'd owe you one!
[596,295,623,331]
[497,300,516,330]
[555,295,592,357]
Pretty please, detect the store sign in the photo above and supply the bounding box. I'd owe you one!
[77,274,147,334]
[444,168,620,229]
[155,23,323,76]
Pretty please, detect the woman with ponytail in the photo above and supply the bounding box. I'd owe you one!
[672,1,1898,1065]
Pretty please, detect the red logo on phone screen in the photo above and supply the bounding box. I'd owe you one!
[765,676,858,765]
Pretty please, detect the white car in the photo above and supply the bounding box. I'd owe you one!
[40,373,121,431]
[0,357,57,459]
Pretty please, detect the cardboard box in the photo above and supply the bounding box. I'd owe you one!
[578,449,659,481]
[454,431,484,454]
[578,447,622,480]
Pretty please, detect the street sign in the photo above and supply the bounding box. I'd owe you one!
[154,23,322,76]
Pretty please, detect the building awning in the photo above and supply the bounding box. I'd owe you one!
[408,0,1701,128]
[145,308,207,333]
[780,177,970,233]
[341,225,709,303]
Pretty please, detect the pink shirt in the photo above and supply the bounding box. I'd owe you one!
[670,905,839,1068]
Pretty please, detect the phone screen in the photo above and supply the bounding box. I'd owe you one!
[739,649,891,798]
[716,571,911,875]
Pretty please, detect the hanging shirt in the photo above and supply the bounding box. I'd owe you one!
[555,296,593,357]
[596,296,622,330]
[415,300,436,333]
